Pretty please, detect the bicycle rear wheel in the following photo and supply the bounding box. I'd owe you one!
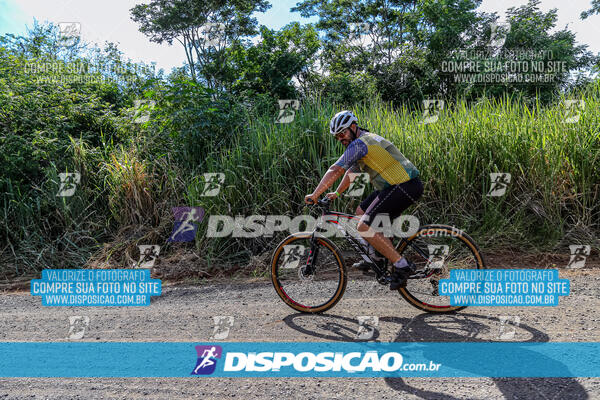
[395,224,486,313]
[271,233,347,313]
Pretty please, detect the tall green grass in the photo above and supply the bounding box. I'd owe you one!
[3,86,599,277]
[191,86,599,263]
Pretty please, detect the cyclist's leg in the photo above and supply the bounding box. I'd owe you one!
[352,192,383,269]
[357,218,400,263]
[356,178,424,264]
[356,189,379,216]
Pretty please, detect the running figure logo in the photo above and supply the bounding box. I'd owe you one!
[427,245,449,269]
[135,245,161,268]
[567,245,591,269]
[200,23,225,47]
[58,22,81,47]
[497,315,520,340]
[168,207,205,242]
[133,99,156,123]
[423,100,444,124]
[563,100,585,123]
[346,173,370,197]
[67,316,89,340]
[348,22,370,43]
[191,345,222,375]
[487,173,511,197]
[56,172,81,197]
[281,245,307,269]
[211,316,234,340]
[275,100,300,123]
[489,22,510,49]
[201,173,225,196]
[355,316,379,340]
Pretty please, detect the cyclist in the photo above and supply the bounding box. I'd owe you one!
[304,110,423,290]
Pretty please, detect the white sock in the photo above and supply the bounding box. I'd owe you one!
[359,238,384,261]
[393,258,409,270]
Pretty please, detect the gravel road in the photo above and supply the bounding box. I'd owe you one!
[1,267,599,399]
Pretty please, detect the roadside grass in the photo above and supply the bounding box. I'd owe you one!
[2,86,599,278]
[193,86,599,265]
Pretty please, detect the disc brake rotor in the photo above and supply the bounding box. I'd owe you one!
[298,266,315,281]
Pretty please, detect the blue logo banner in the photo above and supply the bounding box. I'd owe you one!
[438,269,569,306]
[0,342,598,377]
[192,345,223,375]
[30,269,161,306]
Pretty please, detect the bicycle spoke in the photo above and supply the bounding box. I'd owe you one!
[396,226,484,312]
[273,235,345,312]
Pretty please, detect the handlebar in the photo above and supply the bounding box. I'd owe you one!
[306,197,332,212]
[306,197,330,205]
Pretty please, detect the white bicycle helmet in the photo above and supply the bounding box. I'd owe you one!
[329,110,358,135]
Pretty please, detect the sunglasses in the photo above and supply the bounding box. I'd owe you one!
[334,130,347,140]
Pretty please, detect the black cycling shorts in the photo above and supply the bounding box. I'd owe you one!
[359,177,423,227]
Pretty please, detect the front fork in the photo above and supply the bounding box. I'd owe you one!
[302,235,320,276]
[304,217,326,275]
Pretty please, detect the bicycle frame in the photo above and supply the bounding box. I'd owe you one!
[305,199,435,283]
[274,199,485,313]
[317,211,378,262]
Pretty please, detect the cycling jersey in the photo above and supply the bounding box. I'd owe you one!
[334,131,419,191]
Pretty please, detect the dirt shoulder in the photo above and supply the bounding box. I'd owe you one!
[0,266,599,399]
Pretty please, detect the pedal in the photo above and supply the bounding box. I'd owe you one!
[409,270,427,279]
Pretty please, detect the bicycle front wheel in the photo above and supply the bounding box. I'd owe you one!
[271,233,347,313]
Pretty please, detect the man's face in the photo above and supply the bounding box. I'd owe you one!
[334,125,355,147]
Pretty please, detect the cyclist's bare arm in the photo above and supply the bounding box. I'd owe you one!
[333,166,360,196]
[305,165,345,203]
[305,141,365,203]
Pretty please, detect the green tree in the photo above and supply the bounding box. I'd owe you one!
[293,0,597,105]
[226,23,321,99]
[292,0,484,105]
[130,0,270,92]
[581,0,600,19]
[292,0,423,74]
[456,0,598,103]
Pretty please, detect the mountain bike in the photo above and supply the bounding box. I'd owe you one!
[271,198,486,313]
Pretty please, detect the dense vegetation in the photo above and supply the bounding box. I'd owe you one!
[1,0,599,279]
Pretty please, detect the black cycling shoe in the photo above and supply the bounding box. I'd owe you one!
[389,261,416,290]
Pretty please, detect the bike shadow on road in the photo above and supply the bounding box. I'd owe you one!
[283,312,588,400]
